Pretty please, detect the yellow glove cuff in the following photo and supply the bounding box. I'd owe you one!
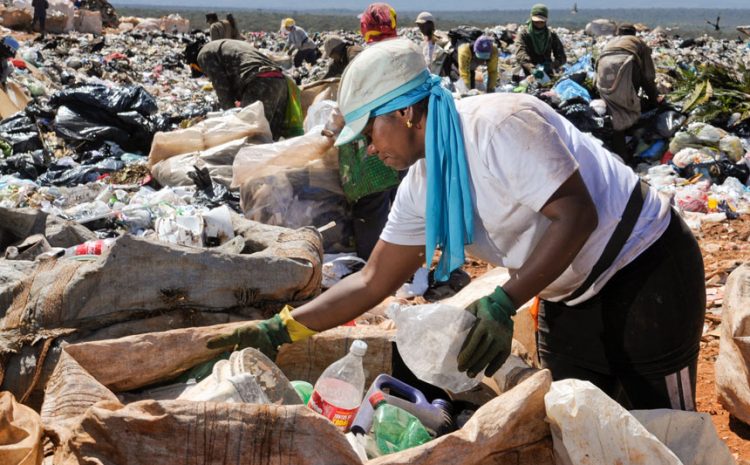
[279,305,318,342]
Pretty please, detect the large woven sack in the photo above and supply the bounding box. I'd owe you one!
[300,78,340,116]
[0,216,322,408]
[0,391,42,465]
[74,9,102,35]
[716,263,750,425]
[148,101,272,167]
[2,8,32,29]
[584,19,617,37]
[41,323,553,465]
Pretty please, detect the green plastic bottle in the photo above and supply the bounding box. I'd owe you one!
[370,392,432,455]
[291,380,313,405]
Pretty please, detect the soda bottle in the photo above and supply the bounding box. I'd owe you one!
[64,238,117,257]
[308,339,367,432]
[370,391,432,455]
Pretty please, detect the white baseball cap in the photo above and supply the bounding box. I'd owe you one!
[335,39,429,146]
[415,11,434,24]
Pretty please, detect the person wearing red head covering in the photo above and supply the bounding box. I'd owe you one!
[360,3,397,44]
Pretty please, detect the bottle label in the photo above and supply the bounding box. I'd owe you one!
[308,390,359,431]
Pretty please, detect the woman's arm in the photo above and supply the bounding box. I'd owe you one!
[502,171,598,306]
[292,239,425,330]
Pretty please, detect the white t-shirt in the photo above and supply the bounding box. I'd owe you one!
[380,93,671,305]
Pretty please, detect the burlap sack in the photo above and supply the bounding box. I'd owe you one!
[42,324,553,465]
[716,263,750,425]
[1,217,322,408]
[0,391,42,465]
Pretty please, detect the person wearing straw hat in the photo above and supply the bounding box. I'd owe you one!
[515,4,567,76]
[208,39,705,412]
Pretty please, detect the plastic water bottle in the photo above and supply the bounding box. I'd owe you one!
[308,339,367,432]
[370,392,432,455]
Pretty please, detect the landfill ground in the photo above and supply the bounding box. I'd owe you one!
[695,216,750,464]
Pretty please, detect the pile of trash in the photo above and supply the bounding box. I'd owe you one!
[0,14,749,465]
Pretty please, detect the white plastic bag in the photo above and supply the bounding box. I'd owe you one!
[545,379,683,465]
[387,303,480,392]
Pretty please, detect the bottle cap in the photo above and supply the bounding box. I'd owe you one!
[350,339,368,356]
[369,391,386,408]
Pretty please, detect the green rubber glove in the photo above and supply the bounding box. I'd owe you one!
[206,314,291,360]
[457,286,516,378]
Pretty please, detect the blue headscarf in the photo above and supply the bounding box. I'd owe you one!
[370,71,474,281]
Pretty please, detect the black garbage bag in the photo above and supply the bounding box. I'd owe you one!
[680,159,750,185]
[49,85,160,153]
[0,113,43,154]
[0,150,46,179]
[188,166,241,212]
[558,102,613,142]
[49,84,158,116]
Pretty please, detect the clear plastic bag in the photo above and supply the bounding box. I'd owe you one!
[387,303,480,393]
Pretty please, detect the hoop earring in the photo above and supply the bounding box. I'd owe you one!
[406,120,413,129]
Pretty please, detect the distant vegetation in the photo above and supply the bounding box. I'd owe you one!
[117,6,750,39]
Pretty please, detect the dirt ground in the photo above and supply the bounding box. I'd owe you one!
[694,216,750,464]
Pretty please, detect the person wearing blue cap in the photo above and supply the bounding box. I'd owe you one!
[207,39,705,413]
[457,35,498,92]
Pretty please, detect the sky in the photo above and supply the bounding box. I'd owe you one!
[112,0,750,10]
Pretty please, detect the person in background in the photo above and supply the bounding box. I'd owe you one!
[457,35,498,92]
[515,4,567,77]
[360,3,397,44]
[31,0,49,39]
[0,37,19,85]
[206,13,234,41]
[207,38,705,414]
[414,11,451,76]
[596,23,660,164]
[322,36,362,79]
[281,18,319,67]
[225,14,241,40]
[191,39,302,140]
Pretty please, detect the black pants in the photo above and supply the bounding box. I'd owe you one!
[351,187,397,260]
[32,9,46,35]
[293,48,318,68]
[537,210,705,410]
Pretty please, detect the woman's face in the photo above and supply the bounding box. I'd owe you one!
[362,111,424,170]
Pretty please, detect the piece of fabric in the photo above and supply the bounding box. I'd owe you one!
[283,77,304,138]
[537,210,705,410]
[360,2,398,44]
[380,93,671,304]
[371,73,474,281]
[527,22,551,56]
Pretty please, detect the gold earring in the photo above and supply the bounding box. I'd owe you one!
[406,120,413,128]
